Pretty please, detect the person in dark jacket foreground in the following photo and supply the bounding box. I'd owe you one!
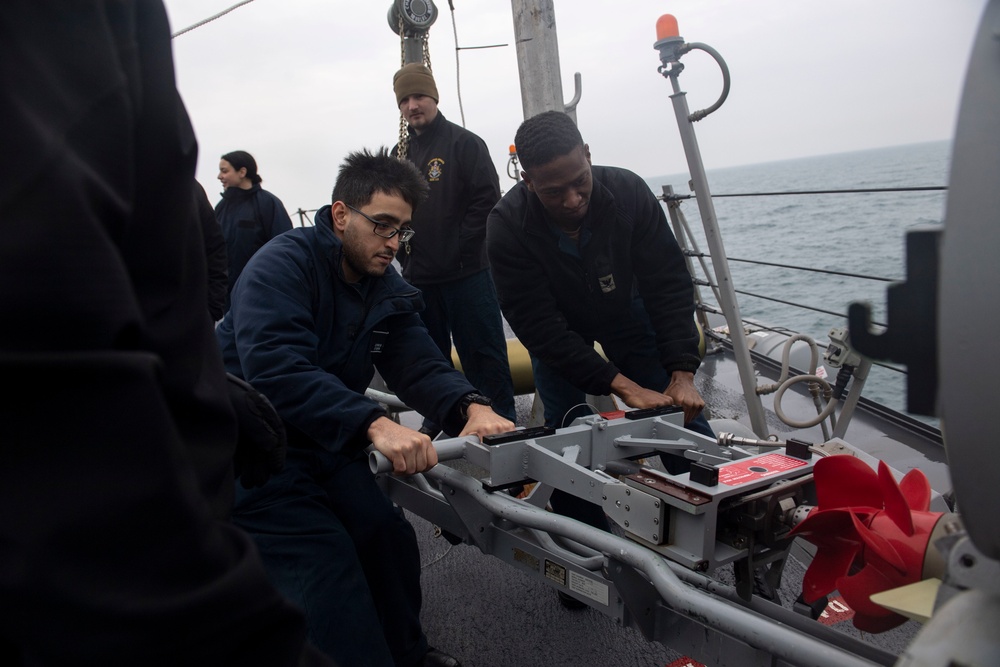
[215,149,293,311]
[0,1,330,664]
[216,148,513,667]
[486,111,714,531]
[392,63,515,435]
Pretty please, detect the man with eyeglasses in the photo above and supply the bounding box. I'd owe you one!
[216,148,513,667]
[392,63,516,437]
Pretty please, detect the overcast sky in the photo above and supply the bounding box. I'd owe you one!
[163,0,988,216]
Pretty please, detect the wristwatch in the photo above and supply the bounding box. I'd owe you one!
[458,392,492,420]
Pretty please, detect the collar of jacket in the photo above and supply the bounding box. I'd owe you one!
[222,183,261,202]
[314,204,348,281]
[220,182,261,201]
[407,110,447,144]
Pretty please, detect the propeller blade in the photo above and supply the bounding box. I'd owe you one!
[852,608,908,633]
[802,541,859,601]
[789,507,858,540]
[899,468,932,512]
[815,455,883,510]
[879,461,915,536]
[850,511,906,572]
[837,565,908,632]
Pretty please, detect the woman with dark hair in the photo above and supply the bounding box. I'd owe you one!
[216,150,293,310]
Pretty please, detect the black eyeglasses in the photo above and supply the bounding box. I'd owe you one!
[345,204,415,243]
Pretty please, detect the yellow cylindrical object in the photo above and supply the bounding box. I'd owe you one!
[450,321,703,397]
[451,338,537,396]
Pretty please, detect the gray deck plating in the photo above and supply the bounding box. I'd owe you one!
[412,507,920,666]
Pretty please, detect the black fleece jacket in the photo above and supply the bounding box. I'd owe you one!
[395,112,501,285]
[486,165,701,396]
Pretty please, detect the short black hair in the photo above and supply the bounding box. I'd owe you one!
[221,150,262,185]
[331,147,429,211]
[513,111,584,171]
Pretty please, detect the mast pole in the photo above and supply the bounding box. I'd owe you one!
[510,0,577,122]
[510,0,621,417]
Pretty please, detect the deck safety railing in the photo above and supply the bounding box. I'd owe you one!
[661,184,948,418]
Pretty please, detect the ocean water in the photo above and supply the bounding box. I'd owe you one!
[644,140,951,418]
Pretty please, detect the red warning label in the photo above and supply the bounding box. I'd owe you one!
[818,596,855,626]
[717,453,809,486]
[666,658,706,667]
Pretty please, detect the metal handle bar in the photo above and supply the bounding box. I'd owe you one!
[368,436,470,474]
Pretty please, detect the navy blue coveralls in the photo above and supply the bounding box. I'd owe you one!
[217,206,477,667]
[215,182,293,311]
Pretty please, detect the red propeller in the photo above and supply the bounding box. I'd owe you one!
[789,455,945,632]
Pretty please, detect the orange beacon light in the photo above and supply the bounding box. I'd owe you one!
[655,14,679,41]
[654,14,684,65]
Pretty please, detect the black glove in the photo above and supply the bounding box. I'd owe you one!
[225,373,287,489]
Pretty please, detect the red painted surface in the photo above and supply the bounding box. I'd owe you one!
[818,595,856,626]
[717,453,809,486]
[666,658,706,667]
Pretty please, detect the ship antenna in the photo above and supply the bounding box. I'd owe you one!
[171,0,257,39]
[447,1,466,128]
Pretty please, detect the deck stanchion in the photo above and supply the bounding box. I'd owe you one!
[654,16,769,437]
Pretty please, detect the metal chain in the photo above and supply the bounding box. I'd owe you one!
[397,16,409,160]
[395,17,433,161]
[396,122,410,160]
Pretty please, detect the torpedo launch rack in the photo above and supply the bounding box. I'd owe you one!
[372,408,950,667]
